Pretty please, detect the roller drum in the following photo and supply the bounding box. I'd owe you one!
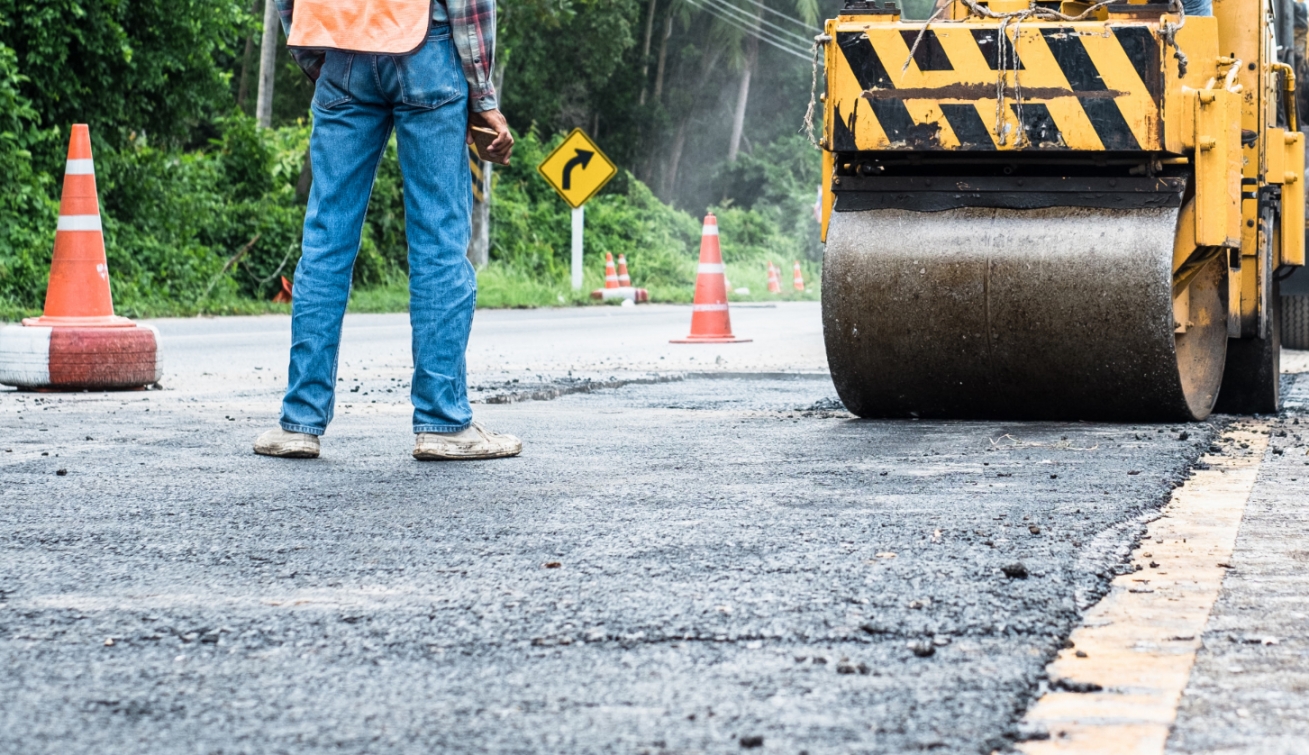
[822,207,1227,421]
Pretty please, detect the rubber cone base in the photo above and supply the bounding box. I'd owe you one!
[0,323,162,391]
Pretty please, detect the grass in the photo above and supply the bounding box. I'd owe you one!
[347,259,821,313]
[2,259,821,323]
[346,281,412,313]
[0,297,291,323]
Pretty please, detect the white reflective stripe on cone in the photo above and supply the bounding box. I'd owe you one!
[65,159,95,175]
[0,325,52,388]
[692,303,729,312]
[701,225,719,235]
[698,263,725,274]
[56,215,103,232]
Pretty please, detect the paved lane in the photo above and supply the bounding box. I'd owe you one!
[0,305,1305,753]
[153,303,828,389]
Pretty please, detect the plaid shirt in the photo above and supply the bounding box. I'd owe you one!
[275,0,498,112]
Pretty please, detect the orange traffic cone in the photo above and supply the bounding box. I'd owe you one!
[793,261,805,292]
[766,262,782,294]
[272,276,293,304]
[671,214,750,343]
[0,125,162,390]
[591,252,648,302]
[604,252,620,289]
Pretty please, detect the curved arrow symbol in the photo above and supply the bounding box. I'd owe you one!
[561,149,594,190]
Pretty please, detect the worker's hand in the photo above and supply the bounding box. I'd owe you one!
[468,108,514,165]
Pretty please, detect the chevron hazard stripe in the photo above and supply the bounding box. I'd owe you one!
[828,22,1162,152]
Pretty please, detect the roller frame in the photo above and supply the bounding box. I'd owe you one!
[816,0,1302,419]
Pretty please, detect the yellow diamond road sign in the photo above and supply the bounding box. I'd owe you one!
[537,128,617,209]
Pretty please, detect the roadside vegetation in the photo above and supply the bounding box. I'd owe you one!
[1,0,828,321]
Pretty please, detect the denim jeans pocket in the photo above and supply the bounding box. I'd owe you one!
[396,28,465,109]
[312,51,354,110]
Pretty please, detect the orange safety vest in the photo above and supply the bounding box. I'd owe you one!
[287,0,432,54]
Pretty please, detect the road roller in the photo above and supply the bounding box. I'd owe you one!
[818,0,1306,420]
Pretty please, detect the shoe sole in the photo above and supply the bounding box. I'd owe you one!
[254,446,320,459]
[412,446,521,461]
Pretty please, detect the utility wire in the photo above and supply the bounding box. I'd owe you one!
[717,1,816,45]
[711,0,816,46]
[718,0,817,45]
[682,0,812,58]
[731,0,819,31]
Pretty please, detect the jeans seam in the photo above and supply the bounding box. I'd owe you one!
[415,421,472,434]
[280,422,325,436]
[363,129,392,227]
[403,90,462,110]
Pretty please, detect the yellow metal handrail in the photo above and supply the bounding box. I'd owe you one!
[1270,62,1299,132]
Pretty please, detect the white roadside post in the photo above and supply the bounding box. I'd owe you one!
[571,205,584,290]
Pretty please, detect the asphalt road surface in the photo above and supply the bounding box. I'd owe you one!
[1,303,1305,754]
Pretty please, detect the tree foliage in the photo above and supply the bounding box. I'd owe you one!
[1,0,835,318]
[498,0,834,217]
[0,42,59,316]
[0,0,246,167]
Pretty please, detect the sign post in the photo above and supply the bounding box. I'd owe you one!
[537,129,617,291]
[571,206,584,290]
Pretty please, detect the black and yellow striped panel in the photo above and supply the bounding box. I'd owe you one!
[469,146,484,203]
[827,22,1162,152]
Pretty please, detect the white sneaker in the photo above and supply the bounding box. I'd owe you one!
[413,422,522,461]
[253,428,320,458]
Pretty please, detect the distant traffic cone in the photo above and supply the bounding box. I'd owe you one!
[604,252,620,289]
[272,276,293,304]
[592,251,648,302]
[766,262,782,294]
[590,287,649,303]
[671,214,750,343]
[792,261,805,292]
[0,124,162,391]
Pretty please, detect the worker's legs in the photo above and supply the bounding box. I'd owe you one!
[280,52,394,436]
[388,27,476,433]
[1182,0,1211,16]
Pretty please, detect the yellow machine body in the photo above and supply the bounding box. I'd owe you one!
[819,0,1306,419]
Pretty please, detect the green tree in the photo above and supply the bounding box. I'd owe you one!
[0,41,59,314]
[901,0,937,19]
[498,0,831,216]
[0,0,246,166]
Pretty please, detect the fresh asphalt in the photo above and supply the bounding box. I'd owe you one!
[0,305,1300,753]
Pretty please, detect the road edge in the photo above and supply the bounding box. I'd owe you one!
[1015,421,1272,754]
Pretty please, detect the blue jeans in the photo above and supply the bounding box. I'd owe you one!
[1182,0,1211,16]
[280,25,475,436]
